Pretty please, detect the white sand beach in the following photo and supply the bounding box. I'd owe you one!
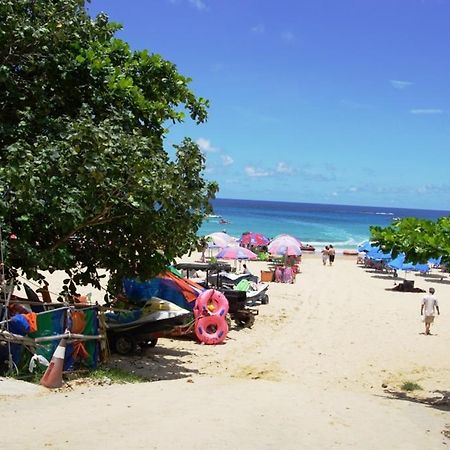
[1,253,449,449]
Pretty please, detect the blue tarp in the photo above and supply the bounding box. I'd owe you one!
[123,278,194,311]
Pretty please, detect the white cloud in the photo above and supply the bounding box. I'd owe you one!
[251,24,265,34]
[410,108,444,115]
[188,0,206,10]
[196,137,219,152]
[348,186,358,192]
[390,80,413,90]
[281,31,295,43]
[331,191,338,197]
[245,166,271,177]
[221,155,234,166]
[276,162,294,175]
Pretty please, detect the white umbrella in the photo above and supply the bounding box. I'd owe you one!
[206,232,238,248]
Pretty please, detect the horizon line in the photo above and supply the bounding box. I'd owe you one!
[211,197,450,214]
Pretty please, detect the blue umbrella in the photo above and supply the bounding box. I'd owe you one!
[428,256,442,266]
[367,248,392,260]
[387,253,406,270]
[357,241,376,252]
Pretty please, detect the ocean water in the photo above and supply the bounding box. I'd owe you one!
[199,198,450,249]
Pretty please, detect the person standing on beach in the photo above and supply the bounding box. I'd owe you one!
[321,246,329,266]
[328,245,336,266]
[421,287,440,335]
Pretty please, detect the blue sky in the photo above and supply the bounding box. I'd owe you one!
[88,0,450,210]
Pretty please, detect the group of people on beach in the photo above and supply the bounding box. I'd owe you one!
[321,245,335,266]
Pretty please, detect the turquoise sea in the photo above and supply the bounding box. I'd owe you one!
[199,198,450,250]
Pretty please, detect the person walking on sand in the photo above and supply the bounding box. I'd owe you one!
[321,246,329,266]
[328,245,336,266]
[421,287,440,335]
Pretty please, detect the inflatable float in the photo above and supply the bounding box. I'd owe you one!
[194,289,229,345]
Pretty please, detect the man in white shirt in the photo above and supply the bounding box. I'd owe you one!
[421,287,440,335]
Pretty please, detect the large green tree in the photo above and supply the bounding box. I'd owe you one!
[0,0,217,294]
[370,217,450,266]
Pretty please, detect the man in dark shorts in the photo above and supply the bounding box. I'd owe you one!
[328,245,336,266]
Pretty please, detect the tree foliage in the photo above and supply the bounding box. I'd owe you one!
[370,216,450,265]
[0,0,218,293]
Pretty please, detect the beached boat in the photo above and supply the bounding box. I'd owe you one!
[301,244,316,252]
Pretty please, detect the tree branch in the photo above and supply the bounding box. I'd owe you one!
[49,207,127,252]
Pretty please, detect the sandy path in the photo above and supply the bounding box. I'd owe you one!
[1,254,449,449]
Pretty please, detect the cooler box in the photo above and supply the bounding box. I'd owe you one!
[260,270,273,282]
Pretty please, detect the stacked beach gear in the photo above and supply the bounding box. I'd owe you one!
[193,289,229,344]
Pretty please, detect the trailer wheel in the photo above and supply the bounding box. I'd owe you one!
[261,294,269,305]
[235,312,255,329]
[114,335,137,355]
[141,338,158,348]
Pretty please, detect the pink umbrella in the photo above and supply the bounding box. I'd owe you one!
[240,232,269,246]
[216,246,258,260]
[268,234,302,256]
[268,243,302,256]
[270,234,302,246]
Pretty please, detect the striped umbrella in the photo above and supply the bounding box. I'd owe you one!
[268,234,302,256]
[216,246,258,260]
[240,232,269,246]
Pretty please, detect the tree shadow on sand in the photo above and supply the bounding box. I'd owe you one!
[371,274,398,281]
[423,278,450,285]
[382,389,450,412]
[107,345,200,382]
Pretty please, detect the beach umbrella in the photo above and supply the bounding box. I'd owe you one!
[216,246,258,260]
[206,232,237,248]
[268,243,302,256]
[387,253,406,270]
[357,241,376,253]
[428,256,442,267]
[240,232,269,247]
[268,234,302,256]
[270,234,302,246]
[367,248,391,260]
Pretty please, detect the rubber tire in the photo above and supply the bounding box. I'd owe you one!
[261,294,269,305]
[236,312,255,329]
[114,335,137,355]
[141,338,158,348]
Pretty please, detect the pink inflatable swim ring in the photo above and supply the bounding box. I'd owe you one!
[195,315,229,345]
[194,289,229,318]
